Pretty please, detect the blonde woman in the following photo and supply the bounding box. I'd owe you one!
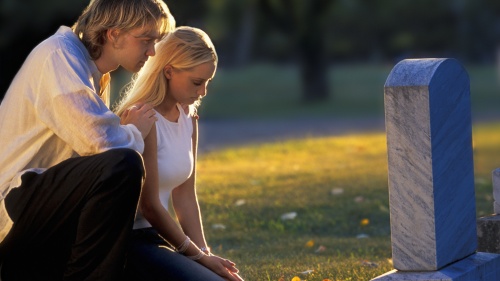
[116,26,244,281]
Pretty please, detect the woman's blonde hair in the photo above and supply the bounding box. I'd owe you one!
[115,26,218,117]
[72,0,175,60]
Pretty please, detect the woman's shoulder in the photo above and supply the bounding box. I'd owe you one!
[177,104,196,121]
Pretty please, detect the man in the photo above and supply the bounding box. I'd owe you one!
[0,0,175,280]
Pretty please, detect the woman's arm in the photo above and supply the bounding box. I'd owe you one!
[138,123,190,250]
[172,118,243,281]
[172,117,207,250]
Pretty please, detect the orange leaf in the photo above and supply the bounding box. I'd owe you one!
[305,240,315,248]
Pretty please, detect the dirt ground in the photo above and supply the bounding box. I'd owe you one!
[197,112,500,153]
[197,116,385,152]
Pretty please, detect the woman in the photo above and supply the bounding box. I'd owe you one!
[116,26,244,281]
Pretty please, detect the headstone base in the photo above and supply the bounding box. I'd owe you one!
[371,252,500,281]
[477,214,500,253]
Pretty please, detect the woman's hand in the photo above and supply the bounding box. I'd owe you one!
[198,254,244,281]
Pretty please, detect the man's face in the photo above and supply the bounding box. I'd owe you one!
[113,24,161,72]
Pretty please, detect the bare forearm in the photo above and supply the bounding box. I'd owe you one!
[172,189,207,249]
[141,202,188,250]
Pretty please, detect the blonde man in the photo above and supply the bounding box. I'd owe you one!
[0,0,175,280]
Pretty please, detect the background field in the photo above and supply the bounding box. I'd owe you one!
[112,63,500,120]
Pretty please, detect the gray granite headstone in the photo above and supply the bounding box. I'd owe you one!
[477,214,500,253]
[493,168,500,214]
[384,58,476,271]
[476,169,500,253]
[373,58,500,281]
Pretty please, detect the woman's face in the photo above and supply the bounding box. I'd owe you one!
[164,62,216,105]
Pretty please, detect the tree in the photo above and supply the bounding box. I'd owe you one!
[257,0,333,102]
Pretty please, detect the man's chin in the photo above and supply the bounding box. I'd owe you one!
[122,64,143,73]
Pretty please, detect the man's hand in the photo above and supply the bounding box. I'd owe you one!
[120,103,157,139]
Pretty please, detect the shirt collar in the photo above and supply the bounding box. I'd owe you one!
[56,26,101,80]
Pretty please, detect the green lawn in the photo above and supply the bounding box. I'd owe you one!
[112,63,500,280]
[188,62,500,280]
[196,122,500,281]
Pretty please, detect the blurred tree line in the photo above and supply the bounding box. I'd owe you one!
[1,0,500,101]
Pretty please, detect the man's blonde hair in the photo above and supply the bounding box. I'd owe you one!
[115,26,218,117]
[72,0,175,60]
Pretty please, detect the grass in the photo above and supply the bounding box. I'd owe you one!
[112,63,500,280]
[187,61,500,279]
[195,122,500,281]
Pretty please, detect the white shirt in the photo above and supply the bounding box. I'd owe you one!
[0,26,144,242]
[134,106,194,229]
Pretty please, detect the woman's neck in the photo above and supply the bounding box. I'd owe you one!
[155,100,179,122]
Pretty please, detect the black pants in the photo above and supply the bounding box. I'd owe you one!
[0,148,144,281]
[124,228,225,281]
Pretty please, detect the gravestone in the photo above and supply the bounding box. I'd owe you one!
[492,168,500,214]
[371,58,500,280]
[477,169,500,253]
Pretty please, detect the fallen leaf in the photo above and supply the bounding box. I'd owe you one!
[235,199,246,206]
[331,188,344,195]
[212,224,226,230]
[305,240,314,248]
[314,245,326,253]
[281,212,297,220]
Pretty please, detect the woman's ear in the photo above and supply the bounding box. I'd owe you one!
[163,65,173,79]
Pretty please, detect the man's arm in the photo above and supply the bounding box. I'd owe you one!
[34,47,151,155]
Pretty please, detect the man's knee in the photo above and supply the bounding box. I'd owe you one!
[103,148,145,179]
[95,148,144,204]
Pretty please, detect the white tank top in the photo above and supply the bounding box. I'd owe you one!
[133,104,194,229]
